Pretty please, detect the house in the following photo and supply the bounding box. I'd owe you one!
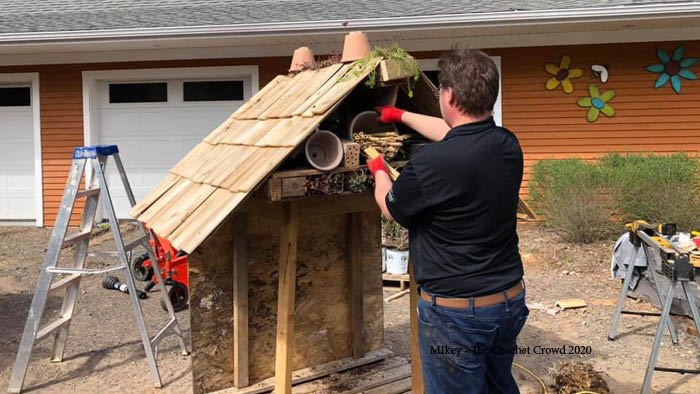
[2,1,700,226]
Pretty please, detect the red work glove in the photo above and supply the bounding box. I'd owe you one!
[367,155,389,177]
[375,106,405,123]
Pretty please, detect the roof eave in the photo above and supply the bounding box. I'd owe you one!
[2,3,700,45]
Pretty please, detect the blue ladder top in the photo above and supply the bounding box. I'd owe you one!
[73,145,119,159]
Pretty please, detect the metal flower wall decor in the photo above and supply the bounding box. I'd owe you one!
[645,45,698,93]
[577,84,616,123]
[545,55,583,94]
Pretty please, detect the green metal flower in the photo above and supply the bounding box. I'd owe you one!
[577,84,615,123]
[645,45,697,94]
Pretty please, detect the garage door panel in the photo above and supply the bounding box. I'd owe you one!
[0,103,35,220]
[97,77,247,218]
[7,169,34,189]
[176,107,232,135]
[138,139,181,167]
[140,110,177,134]
[3,140,34,166]
[8,196,35,217]
[100,111,140,136]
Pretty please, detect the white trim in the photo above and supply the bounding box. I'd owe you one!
[417,57,502,127]
[0,72,42,226]
[81,65,259,189]
[2,3,700,44]
[3,24,700,66]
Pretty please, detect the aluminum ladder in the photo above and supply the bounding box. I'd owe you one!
[8,145,189,394]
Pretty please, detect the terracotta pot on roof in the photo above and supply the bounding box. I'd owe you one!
[341,31,371,63]
[289,47,316,72]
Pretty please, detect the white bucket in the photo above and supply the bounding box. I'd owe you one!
[382,247,387,272]
[385,248,409,275]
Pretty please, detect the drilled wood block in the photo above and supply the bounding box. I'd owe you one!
[342,140,360,169]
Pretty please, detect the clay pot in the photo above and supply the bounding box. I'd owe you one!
[348,110,398,140]
[305,130,344,171]
[341,31,371,63]
[289,47,316,72]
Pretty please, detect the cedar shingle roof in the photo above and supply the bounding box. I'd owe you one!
[130,59,380,253]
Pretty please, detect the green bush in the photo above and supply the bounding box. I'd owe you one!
[601,152,700,231]
[529,159,616,242]
[530,153,700,242]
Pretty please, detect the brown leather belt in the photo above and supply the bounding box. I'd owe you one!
[420,282,524,309]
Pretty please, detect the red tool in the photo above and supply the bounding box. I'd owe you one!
[132,230,189,312]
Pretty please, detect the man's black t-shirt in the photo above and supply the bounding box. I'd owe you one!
[385,117,523,297]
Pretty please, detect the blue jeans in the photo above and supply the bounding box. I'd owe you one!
[417,287,529,394]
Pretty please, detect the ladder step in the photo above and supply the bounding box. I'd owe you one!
[50,274,81,292]
[87,251,119,258]
[125,235,151,252]
[36,316,71,342]
[47,266,125,275]
[76,188,100,198]
[151,318,176,348]
[62,230,91,247]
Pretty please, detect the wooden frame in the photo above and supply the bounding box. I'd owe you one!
[233,213,249,388]
[348,212,364,357]
[274,201,299,394]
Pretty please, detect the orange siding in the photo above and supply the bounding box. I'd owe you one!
[492,42,700,197]
[0,57,290,225]
[3,40,700,226]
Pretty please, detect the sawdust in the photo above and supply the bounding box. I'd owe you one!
[551,361,610,394]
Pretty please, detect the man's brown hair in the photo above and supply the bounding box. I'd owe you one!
[438,48,499,117]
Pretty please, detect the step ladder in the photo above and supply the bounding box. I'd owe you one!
[8,145,189,394]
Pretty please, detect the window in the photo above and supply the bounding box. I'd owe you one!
[0,87,31,106]
[183,81,243,102]
[109,83,167,103]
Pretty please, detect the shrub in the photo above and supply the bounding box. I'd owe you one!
[530,152,700,242]
[600,152,700,231]
[529,159,616,243]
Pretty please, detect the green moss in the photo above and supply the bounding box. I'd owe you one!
[341,44,420,97]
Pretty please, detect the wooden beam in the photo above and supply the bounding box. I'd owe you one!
[409,262,425,394]
[274,201,300,394]
[233,213,249,388]
[242,197,284,221]
[298,193,378,217]
[347,212,364,357]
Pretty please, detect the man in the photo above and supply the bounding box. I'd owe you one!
[368,48,528,394]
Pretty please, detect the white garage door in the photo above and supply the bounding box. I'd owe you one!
[0,85,35,220]
[96,78,249,217]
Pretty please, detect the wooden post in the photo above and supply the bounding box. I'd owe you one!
[233,213,249,388]
[347,212,364,357]
[274,201,299,394]
[409,261,425,393]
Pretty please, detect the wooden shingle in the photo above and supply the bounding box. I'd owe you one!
[133,59,382,253]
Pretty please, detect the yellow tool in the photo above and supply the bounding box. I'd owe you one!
[363,147,401,181]
[625,220,677,237]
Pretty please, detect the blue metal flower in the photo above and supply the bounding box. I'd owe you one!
[645,45,697,94]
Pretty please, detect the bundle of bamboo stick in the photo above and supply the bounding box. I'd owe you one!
[352,131,410,159]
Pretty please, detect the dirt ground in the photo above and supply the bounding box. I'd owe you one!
[1,223,699,393]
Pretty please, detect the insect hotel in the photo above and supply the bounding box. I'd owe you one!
[131,32,534,393]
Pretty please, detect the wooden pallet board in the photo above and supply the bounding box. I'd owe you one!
[382,273,410,290]
[211,349,395,394]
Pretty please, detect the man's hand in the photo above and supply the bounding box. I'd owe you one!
[367,155,389,177]
[375,106,405,123]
